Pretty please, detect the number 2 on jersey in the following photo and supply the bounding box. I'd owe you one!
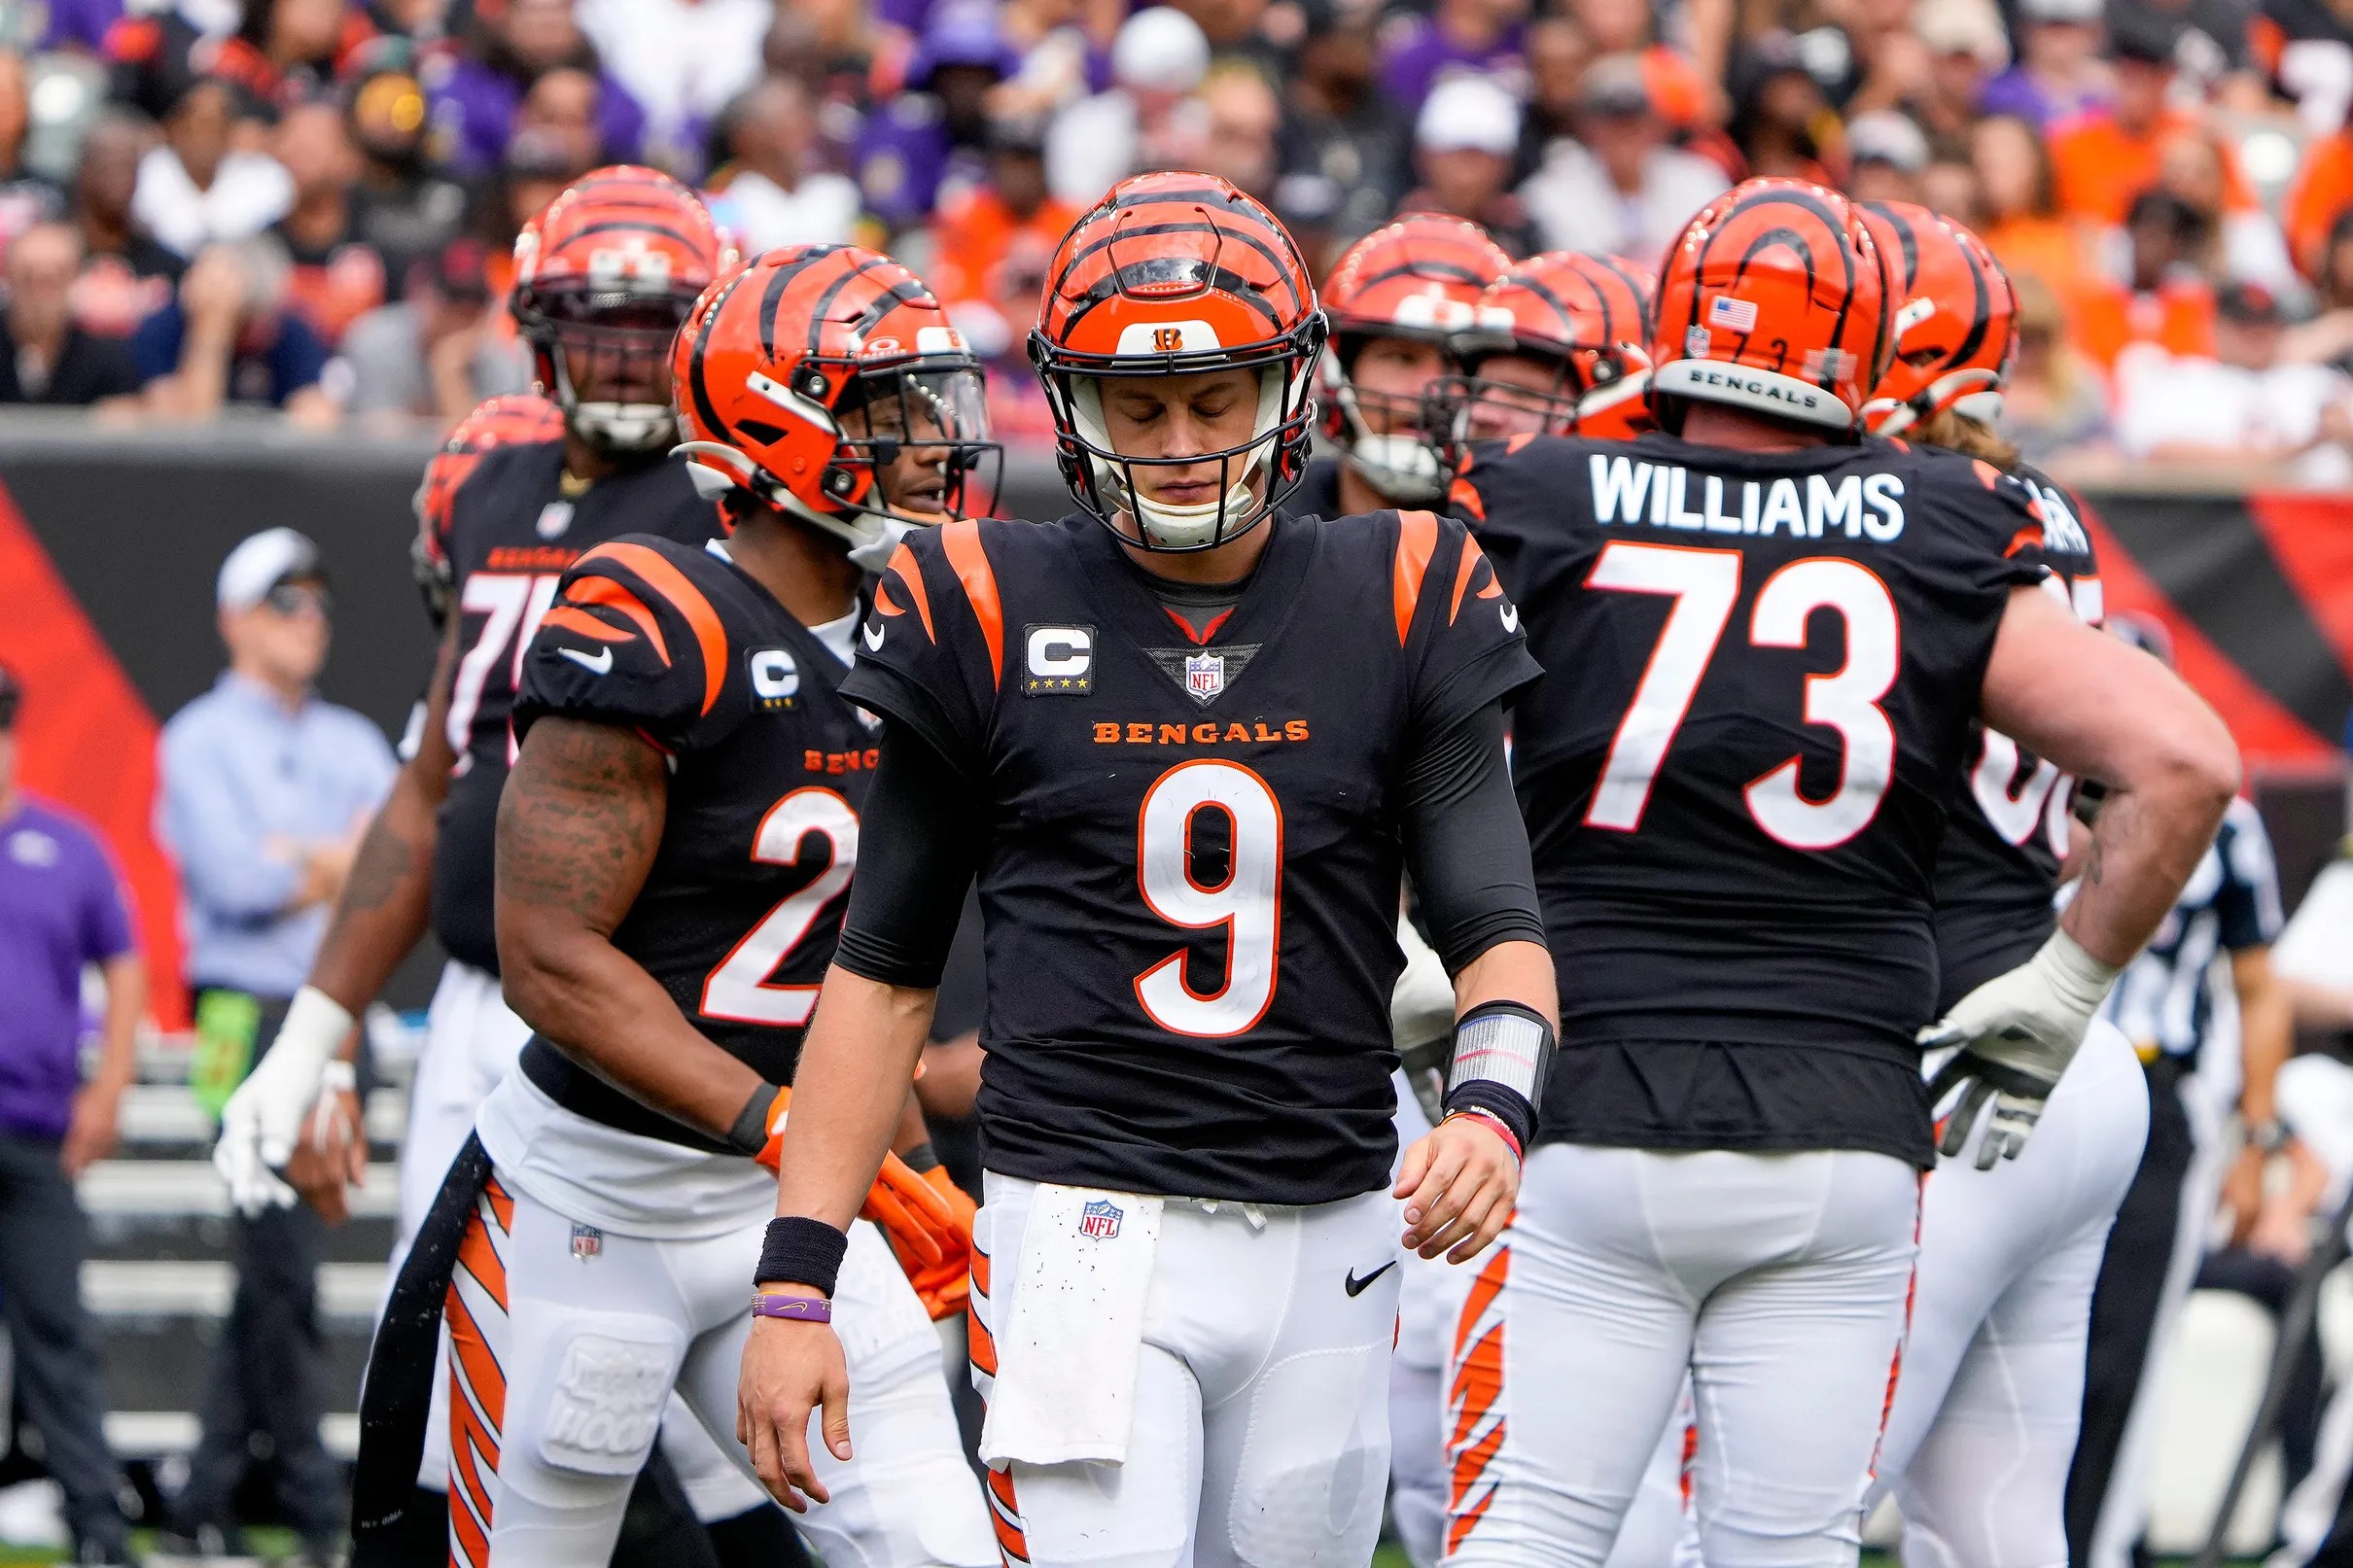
[701,788,860,1027]
[1585,540,1899,850]
[1136,760,1282,1037]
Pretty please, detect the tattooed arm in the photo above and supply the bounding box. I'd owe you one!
[496,715,767,1138]
[1981,583,2238,964]
[307,613,462,1018]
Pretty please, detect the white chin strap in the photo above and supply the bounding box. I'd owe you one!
[569,401,678,453]
[1866,369,2006,438]
[672,439,889,559]
[1336,384,1445,502]
[1072,369,1284,550]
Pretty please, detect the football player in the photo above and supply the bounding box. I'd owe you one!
[350,246,1001,1568]
[1442,179,2236,1568]
[734,172,1557,1568]
[1853,203,2152,1568]
[1292,214,1513,518]
[1430,252,1657,449]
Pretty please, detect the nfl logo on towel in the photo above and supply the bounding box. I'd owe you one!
[1708,295,1759,332]
[1079,1199,1124,1239]
[1184,652,1224,701]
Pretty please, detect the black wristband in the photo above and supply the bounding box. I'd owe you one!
[1443,1080,1536,1153]
[899,1140,941,1173]
[755,1216,849,1296]
[725,1083,781,1157]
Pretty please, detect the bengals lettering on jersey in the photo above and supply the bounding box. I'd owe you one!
[841,510,1537,1202]
[509,535,876,1146]
[1455,430,2049,1167]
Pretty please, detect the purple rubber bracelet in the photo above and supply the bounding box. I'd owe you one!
[752,1291,831,1324]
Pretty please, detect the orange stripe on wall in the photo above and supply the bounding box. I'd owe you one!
[0,481,184,1026]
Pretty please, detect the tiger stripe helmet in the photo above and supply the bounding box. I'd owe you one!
[1029,171,1323,552]
[411,393,564,626]
[672,245,997,560]
[1859,202,2018,436]
[1651,179,1896,435]
[1318,214,1513,500]
[511,165,733,453]
[1447,252,1660,443]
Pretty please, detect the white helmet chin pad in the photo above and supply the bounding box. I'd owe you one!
[1071,367,1284,550]
[1344,430,1445,501]
[570,401,679,452]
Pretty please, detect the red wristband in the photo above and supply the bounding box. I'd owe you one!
[1444,1107,1523,1164]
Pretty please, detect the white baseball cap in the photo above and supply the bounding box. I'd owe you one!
[217,527,324,612]
[1113,8,1211,92]
[1417,75,1522,156]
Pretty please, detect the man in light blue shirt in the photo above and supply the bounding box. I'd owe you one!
[154,527,395,1564]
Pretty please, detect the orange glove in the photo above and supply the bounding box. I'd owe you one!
[891,1166,976,1320]
[750,1087,966,1278]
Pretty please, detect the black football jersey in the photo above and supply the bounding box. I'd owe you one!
[1455,430,2047,1166]
[1285,456,1345,519]
[508,536,879,1149]
[841,509,1538,1204]
[429,442,721,972]
[1932,464,2101,1013]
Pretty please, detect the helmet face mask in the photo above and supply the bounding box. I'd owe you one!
[1030,172,1324,553]
[524,286,700,451]
[1427,251,1660,458]
[1859,202,2019,439]
[672,246,1000,561]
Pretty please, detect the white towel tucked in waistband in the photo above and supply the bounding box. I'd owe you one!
[979,1184,1163,1468]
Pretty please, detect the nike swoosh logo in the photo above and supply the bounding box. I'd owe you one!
[1499,604,1520,634]
[862,620,886,652]
[1344,1261,1396,1298]
[559,645,614,676]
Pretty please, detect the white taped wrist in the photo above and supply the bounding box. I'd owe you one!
[276,986,357,1078]
[2037,929,2122,1017]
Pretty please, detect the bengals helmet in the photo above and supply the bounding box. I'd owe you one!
[1319,214,1512,500]
[1437,252,1659,449]
[411,394,564,626]
[511,165,733,453]
[672,245,997,561]
[1859,202,2018,436]
[1029,171,1322,552]
[1651,179,1895,435]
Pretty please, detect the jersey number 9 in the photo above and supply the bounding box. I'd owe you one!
[1136,760,1283,1037]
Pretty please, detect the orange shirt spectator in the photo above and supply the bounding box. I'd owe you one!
[2051,28,2258,225]
[2074,189,2221,368]
[926,121,1076,362]
[1974,113,2095,306]
[2286,129,2353,281]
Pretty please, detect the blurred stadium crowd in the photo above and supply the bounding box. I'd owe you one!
[0,0,2339,471]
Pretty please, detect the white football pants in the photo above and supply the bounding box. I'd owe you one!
[1445,1144,1920,1568]
[969,1172,1401,1568]
[1872,1020,2149,1568]
[444,1167,994,1568]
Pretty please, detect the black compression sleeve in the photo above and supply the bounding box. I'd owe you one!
[1400,700,1547,974]
[831,721,984,989]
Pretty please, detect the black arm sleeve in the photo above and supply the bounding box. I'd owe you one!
[830,721,985,990]
[1399,698,1547,975]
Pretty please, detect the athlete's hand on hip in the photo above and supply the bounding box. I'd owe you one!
[1920,929,2119,1170]
[214,986,353,1215]
[738,1312,850,1513]
[1395,1113,1520,1264]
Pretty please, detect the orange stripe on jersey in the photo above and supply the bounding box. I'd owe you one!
[587,542,728,715]
[1447,1486,1495,1558]
[444,1292,508,1428]
[455,1213,508,1313]
[539,606,636,645]
[484,1174,514,1234]
[1455,1244,1509,1361]
[970,1241,991,1298]
[1394,509,1439,645]
[1448,536,1493,625]
[1971,458,2002,490]
[2005,526,2046,558]
[882,540,936,643]
[562,576,669,665]
[1450,1323,1503,1450]
[986,1468,1031,1566]
[1449,475,1486,522]
[967,1302,1000,1376]
[938,521,1004,686]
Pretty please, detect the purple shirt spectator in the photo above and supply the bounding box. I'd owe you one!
[42,0,124,51]
[427,56,646,176]
[0,797,131,1139]
[1380,16,1526,115]
[1977,65,2108,125]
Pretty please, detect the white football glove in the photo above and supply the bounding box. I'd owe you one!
[1392,915,1456,1127]
[1921,929,2120,1170]
[213,985,354,1214]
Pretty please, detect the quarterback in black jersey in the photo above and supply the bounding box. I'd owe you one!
[1442,182,2236,1568]
[738,174,1556,1568]
[347,246,1005,1568]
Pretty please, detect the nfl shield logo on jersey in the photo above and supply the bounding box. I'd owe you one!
[536,501,575,540]
[1079,1199,1124,1239]
[571,1223,603,1261]
[1184,652,1225,702]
